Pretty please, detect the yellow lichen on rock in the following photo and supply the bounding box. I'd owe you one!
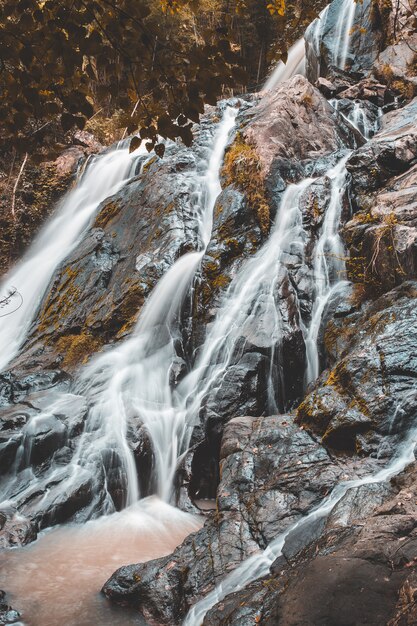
[222,133,270,235]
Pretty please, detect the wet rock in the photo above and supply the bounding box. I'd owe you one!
[0,405,32,474]
[18,467,95,529]
[345,97,417,294]
[24,414,67,466]
[346,97,417,194]
[0,510,37,549]
[243,75,359,180]
[315,76,337,98]
[0,369,69,408]
[203,462,417,626]
[0,590,21,625]
[133,426,155,498]
[194,188,262,333]
[104,414,346,624]
[297,282,417,454]
[337,77,393,107]
[201,352,268,435]
[305,0,384,83]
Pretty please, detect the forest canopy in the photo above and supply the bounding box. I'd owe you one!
[0,0,325,155]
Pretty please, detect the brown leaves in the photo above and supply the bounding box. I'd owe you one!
[1,0,324,157]
[129,136,142,153]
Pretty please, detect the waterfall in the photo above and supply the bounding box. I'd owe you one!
[177,177,314,419]
[304,99,382,383]
[305,0,359,78]
[263,38,306,91]
[304,157,349,384]
[17,106,239,512]
[333,0,357,69]
[330,99,382,139]
[0,147,143,373]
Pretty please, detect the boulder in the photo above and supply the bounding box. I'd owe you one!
[203,462,417,626]
[297,282,417,454]
[103,414,349,624]
[345,97,417,295]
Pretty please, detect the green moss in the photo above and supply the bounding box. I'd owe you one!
[56,332,103,369]
[94,200,121,228]
[222,133,270,235]
[142,155,157,172]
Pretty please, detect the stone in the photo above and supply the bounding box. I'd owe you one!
[344,97,417,294]
[297,282,417,454]
[0,510,37,549]
[103,414,347,624]
[203,463,417,626]
[316,76,336,98]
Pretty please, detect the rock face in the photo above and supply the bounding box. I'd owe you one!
[344,97,417,295]
[305,0,384,82]
[297,281,417,453]
[103,414,351,624]
[202,464,417,626]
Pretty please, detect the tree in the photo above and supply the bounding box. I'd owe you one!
[0,0,325,155]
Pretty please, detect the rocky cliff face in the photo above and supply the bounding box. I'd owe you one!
[1,0,417,624]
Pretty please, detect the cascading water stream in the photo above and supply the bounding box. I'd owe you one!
[0,146,143,373]
[330,98,382,139]
[306,0,359,76]
[66,106,239,506]
[177,177,315,419]
[332,0,357,68]
[304,100,381,384]
[304,156,349,384]
[263,38,306,91]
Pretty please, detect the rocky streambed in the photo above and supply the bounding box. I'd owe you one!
[1,0,417,624]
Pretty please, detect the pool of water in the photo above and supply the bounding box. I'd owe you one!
[0,497,201,626]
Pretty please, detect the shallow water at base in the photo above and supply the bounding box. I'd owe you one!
[0,498,201,626]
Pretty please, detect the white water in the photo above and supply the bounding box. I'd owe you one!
[184,426,417,625]
[0,147,143,372]
[178,176,315,417]
[304,157,349,384]
[306,0,357,76]
[304,98,383,383]
[62,106,239,507]
[263,38,306,91]
[333,0,357,69]
[330,98,382,139]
